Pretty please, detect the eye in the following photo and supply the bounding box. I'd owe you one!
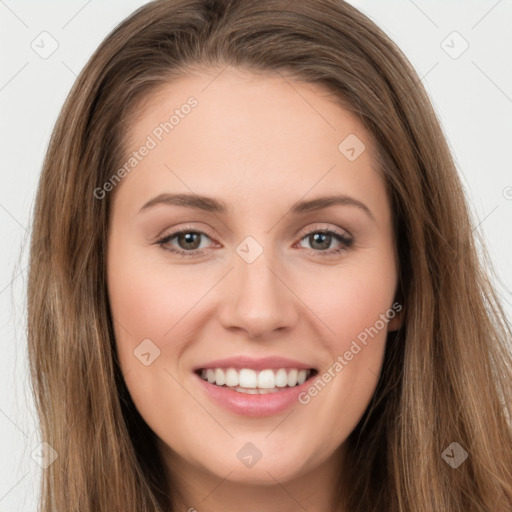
[296,228,353,255]
[155,225,354,258]
[155,226,216,258]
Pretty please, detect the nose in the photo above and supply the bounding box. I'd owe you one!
[217,248,300,339]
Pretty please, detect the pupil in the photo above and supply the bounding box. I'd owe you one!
[310,233,331,250]
[179,232,200,250]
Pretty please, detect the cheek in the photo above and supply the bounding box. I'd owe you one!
[107,245,207,357]
[297,254,397,423]
[309,255,397,346]
[107,246,203,436]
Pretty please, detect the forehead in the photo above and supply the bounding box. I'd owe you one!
[128,67,369,154]
[115,67,387,217]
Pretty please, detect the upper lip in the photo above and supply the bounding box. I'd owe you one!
[193,356,317,372]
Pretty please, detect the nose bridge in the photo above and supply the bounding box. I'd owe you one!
[218,240,298,337]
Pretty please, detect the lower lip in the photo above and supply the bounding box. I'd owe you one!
[194,372,317,416]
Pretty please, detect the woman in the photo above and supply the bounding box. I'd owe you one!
[27,0,512,510]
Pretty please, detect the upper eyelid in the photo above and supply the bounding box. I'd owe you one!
[159,224,351,242]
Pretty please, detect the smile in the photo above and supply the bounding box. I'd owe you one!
[193,366,319,416]
[196,367,316,393]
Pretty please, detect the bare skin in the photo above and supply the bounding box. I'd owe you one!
[107,66,402,512]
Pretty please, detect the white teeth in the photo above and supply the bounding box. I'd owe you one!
[239,369,257,388]
[275,368,288,387]
[237,387,258,394]
[287,368,298,386]
[232,386,281,395]
[199,367,313,389]
[225,368,239,387]
[215,368,225,386]
[257,369,275,389]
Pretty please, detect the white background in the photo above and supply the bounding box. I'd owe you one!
[1,0,511,509]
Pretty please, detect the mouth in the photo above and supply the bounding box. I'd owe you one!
[194,367,319,395]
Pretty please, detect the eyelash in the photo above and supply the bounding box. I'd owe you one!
[155,225,353,258]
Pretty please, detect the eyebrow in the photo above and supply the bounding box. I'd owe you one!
[138,192,375,222]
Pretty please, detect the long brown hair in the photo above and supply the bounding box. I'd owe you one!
[27,0,512,510]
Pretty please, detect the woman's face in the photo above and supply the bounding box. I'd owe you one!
[107,67,401,497]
